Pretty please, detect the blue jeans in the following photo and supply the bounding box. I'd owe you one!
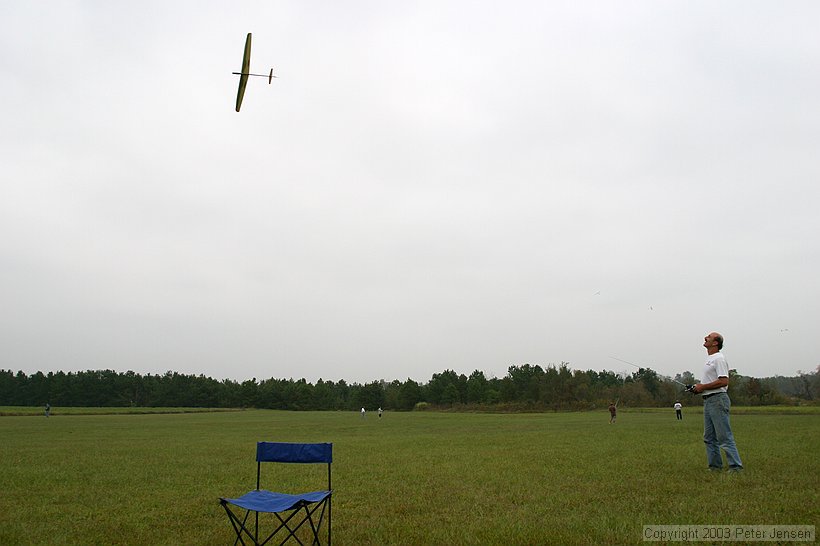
[703,393,743,470]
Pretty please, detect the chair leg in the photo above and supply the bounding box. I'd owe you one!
[303,500,327,545]
[262,501,329,546]
[271,506,309,545]
[221,501,258,546]
[223,498,331,546]
[295,500,329,546]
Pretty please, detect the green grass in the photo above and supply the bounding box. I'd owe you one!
[1,408,817,545]
[0,406,241,416]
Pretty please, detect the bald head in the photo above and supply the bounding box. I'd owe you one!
[704,332,724,354]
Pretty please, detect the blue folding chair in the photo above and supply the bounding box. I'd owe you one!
[220,442,333,545]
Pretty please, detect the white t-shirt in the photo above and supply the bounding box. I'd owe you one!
[674,402,682,410]
[702,352,729,395]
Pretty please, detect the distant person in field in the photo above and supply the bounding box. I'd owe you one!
[692,332,743,472]
[378,407,383,418]
[45,403,51,418]
[361,407,366,418]
[674,401,683,420]
[608,402,616,423]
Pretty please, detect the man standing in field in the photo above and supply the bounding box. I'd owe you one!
[674,401,682,420]
[608,402,616,423]
[692,332,743,472]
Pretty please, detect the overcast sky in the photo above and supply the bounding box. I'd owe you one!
[2,1,818,385]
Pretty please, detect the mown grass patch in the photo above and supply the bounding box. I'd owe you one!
[0,406,242,416]
[1,408,817,545]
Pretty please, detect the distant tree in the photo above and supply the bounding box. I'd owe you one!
[0,370,21,405]
[744,377,763,405]
[507,364,544,403]
[1,365,812,410]
[674,371,697,388]
[336,380,354,410]
[571,370,592,403]
[355,381,385,410]
[287,379,314,410]
[239,378,258,408]
[465,370,488,404]
[312,379,337,410]
[810,367,820,400]
[383,380,402,410]
[555,363,575,407]
[426,370,462,405]
[636,368,661,398]
[774,371,817,401]
[397,378,423,410]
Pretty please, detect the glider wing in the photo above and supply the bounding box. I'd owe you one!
[235,33,252,112]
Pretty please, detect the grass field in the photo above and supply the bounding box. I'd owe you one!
[1,407,818,545]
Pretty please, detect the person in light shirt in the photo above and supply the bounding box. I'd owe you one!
[692,332,743,472]
[674,401,682,420]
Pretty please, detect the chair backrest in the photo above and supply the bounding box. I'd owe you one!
[255,442,333,491]
[257,442,333,464]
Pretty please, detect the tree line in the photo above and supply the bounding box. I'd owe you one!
[1,364,817,411]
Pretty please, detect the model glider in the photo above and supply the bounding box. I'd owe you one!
[232,33,275,112]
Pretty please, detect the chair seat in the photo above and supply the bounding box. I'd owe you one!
[222,489,332,513]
